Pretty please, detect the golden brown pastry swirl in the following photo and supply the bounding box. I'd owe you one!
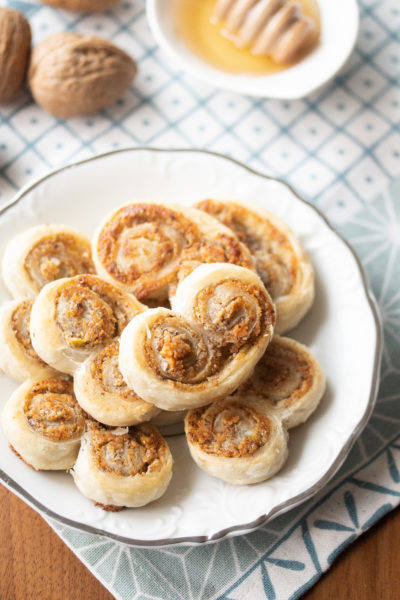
[234,335,326,428]
[0,299,57,382]
[195,198,314,333]
[119,263,275,411]
[74,340,159,426]
[30,274,145,375]
[92,200,253,301]
[2,377,86,470]
[71,422,173,508]
[1,225,95,299]
[185,398,288,484]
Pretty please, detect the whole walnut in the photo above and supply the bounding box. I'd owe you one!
[41,0,119,11]
[28,32,137,118]
[0,7,31,104]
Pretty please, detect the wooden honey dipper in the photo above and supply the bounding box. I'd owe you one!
[212,0,317,64]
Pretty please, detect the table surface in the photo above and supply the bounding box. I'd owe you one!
[0,485,399,600]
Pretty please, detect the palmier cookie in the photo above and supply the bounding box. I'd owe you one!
[195,198,314,333]
[2,224,95,299]
[30,274,145,375]
[71,422,173,509]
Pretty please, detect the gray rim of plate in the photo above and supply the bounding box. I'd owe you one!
[0,147,383,547]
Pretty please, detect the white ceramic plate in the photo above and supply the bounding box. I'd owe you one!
[147,0,359,99]
[0,148,381,546]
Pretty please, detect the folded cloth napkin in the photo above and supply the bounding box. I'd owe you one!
[0,0,399,598]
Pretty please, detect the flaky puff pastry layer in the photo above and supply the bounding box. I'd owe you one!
[2,378,86,470]
[71,423,173,509]
[195,199,314,333]
[0,300,58,382]
[74,340,160,427]
[30,274,146,375]
[92,200,253,302]
[171,262,275,350]
[185,399,288,485]
[1,224,95,300]
[119,264,275,411]
[234,335,326,429]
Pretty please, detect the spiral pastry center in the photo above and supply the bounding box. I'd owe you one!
[146,316,219,384]
[195,281,271,348]
[195,199,297,299]
[91,341,138,400]
[24,234,94,288]
[24,380,85,441]
[97,204,200,285]
[117,224,176,276]
[91,426,164,476]
[252,345,312,405]
[187,402,271,458]
[12,300,46,364]
[56,286,117,349]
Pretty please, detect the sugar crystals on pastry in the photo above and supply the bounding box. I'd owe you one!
[71,422,173,509]
[2,377,86,470]
[195,198,314,333]
[92,200,252,302]
[185,398,288,485]
[30,273,145,375]
[119,263,275,411]
[235,335,326,429]
[0,299,57,382]
[1,224,95,299]
[74,340,160,427]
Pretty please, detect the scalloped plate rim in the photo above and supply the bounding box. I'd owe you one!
[0,147,382,547]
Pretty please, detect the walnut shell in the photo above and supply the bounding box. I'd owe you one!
[0,8,31,104]
[28,32,137,118]
[40,0,119,12]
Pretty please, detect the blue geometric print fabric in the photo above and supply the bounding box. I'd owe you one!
[0,0,399,598]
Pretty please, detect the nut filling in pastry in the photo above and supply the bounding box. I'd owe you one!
[56,284,119,349]
[71,423,173,508]
[187,402,271,458]
[74,341,159,426]
[1,225,95,299]
[90,425,164,476]
[0,300,57,382]
[144,315,223,384]
[30,274,145,375]
[24,233,94,289]
[95,203,201,298]
[195,199,314,333]
[93,200,253,301]
[174,235,254,291]
[2,377,86,470]
[193,279,269,349]
[185,398,288,485]
[11,301,44,363]
[24,379,85,442]
[119,264,275,411]
[235,335,326,429]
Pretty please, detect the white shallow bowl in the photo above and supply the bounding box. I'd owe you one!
[147,0,359,99]
[0,148,380,546]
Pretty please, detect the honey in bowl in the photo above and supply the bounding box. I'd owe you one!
[173,0,320,76]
